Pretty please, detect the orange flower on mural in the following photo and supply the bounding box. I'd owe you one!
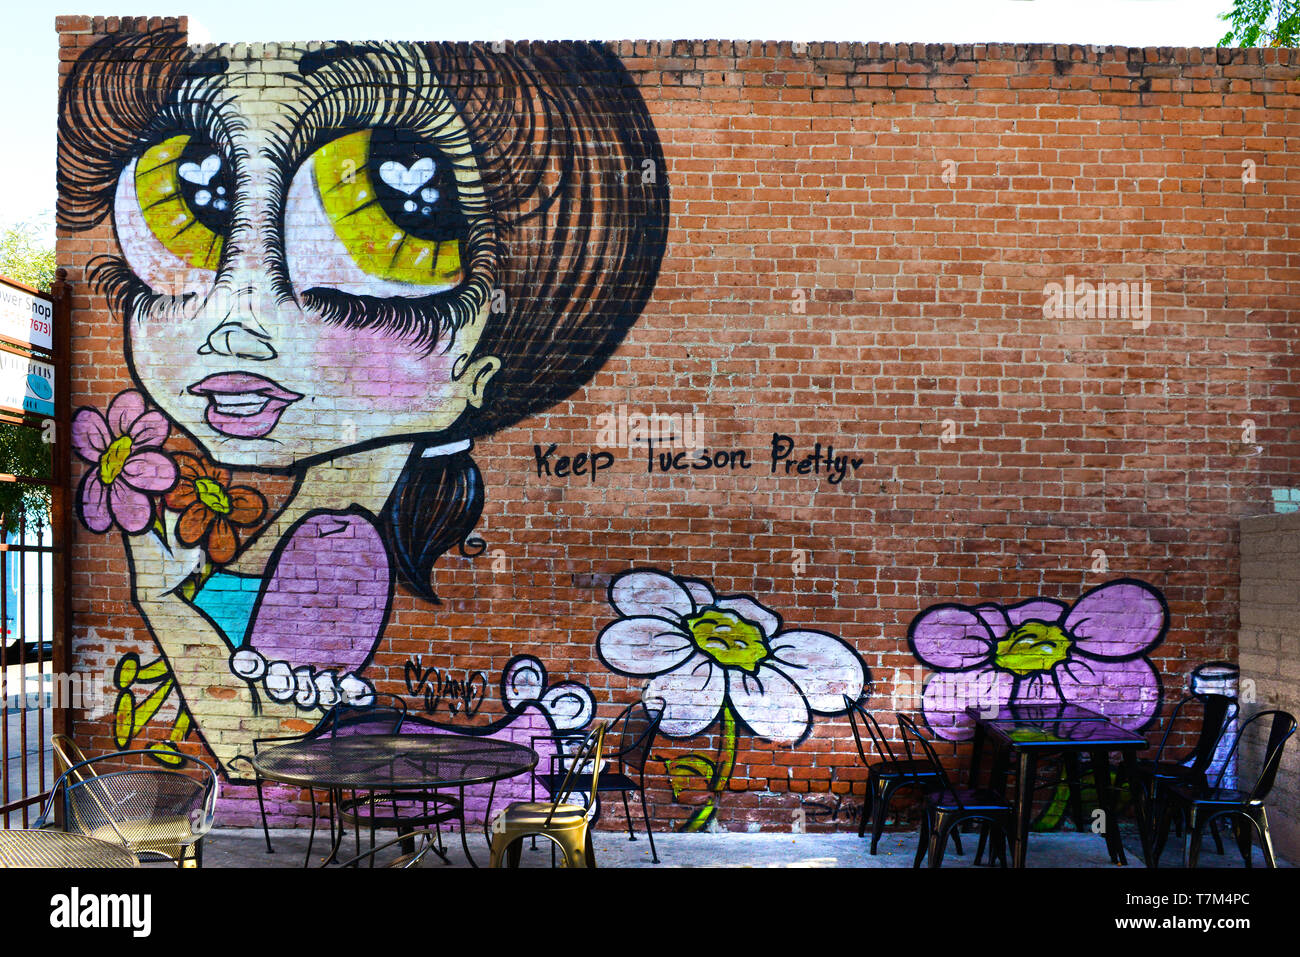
[164,454,267,564]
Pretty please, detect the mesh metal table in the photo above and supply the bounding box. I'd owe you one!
[0,829,140,868]
[251,733,538,867]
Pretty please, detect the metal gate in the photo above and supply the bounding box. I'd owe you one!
[0,273,71,827]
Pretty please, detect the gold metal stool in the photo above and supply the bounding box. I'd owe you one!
[489,722,606,868]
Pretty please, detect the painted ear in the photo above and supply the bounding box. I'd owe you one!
[460,355,501,409]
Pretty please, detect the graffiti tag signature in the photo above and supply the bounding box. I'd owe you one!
[403,657,488,719]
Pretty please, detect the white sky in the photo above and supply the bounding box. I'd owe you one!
[1,0,1235,240]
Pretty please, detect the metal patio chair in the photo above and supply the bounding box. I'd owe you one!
[532,700,664,863]
[51,733,92,781]
[490,722,607,868]
[37,748,219,867]
[843,695,961,855]
[1152,709,1296,868]
[897,713,1010,868]
[1124,692,1235,853]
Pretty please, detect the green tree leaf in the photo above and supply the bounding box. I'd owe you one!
[0,220,56,292]
[1219,0,1300,47]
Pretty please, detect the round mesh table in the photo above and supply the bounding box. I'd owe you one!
[252,734,538,867]
[0,829,140,868]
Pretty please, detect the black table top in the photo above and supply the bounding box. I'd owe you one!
[251,733,539,791]
[964,703,1114,725]
[966,703,1147,749]
[0,829,140,868]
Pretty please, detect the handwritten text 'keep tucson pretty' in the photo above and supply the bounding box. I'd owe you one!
[534,433,865,487]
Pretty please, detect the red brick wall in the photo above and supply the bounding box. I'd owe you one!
[55,15,1298,833]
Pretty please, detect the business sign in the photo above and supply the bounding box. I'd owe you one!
[0,278,53,353]
[0,350,54,418]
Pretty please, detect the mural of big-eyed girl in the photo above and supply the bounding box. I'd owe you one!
[59,32,669,772]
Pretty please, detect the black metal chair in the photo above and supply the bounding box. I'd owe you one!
[37,749,219,867]
[1124,692,1235,852]
[532,700,664,863]
[843,695,962,855]
[1135,693,1236,789]
[897,713,1011,868]
[236,693,407,855]
[1152,708,1296,868]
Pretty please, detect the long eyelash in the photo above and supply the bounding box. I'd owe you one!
[88,255,192,330]
[89,256,149,319]
[303,267,493,356]
[144,77,245,163]
[264,47,491,220]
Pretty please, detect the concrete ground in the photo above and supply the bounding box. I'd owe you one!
[194,820,1291,868]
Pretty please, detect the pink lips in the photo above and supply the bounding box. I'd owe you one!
[187,373,304,439]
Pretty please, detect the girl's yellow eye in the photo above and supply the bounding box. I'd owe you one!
[134,134,228,272]
[304,129,464,288]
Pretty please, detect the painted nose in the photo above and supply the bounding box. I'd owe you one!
[199,319,278,361]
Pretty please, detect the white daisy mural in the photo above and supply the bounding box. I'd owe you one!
[596,568,868,830]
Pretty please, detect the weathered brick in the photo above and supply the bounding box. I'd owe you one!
[51,19,1296,836]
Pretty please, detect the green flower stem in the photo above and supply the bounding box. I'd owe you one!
[679,704,739,832]
[679,799,715,832]
[151,512,215,600]
[712,704,738,790]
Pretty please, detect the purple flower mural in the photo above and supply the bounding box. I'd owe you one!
[72,390,178,534]
[907,578,1167,741]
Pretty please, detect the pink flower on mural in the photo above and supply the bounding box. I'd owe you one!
[597,569,868,745]
[73,390,177,534]
[907,578,1168,741]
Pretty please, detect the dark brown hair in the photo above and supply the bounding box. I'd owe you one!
[58,35,670,602]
